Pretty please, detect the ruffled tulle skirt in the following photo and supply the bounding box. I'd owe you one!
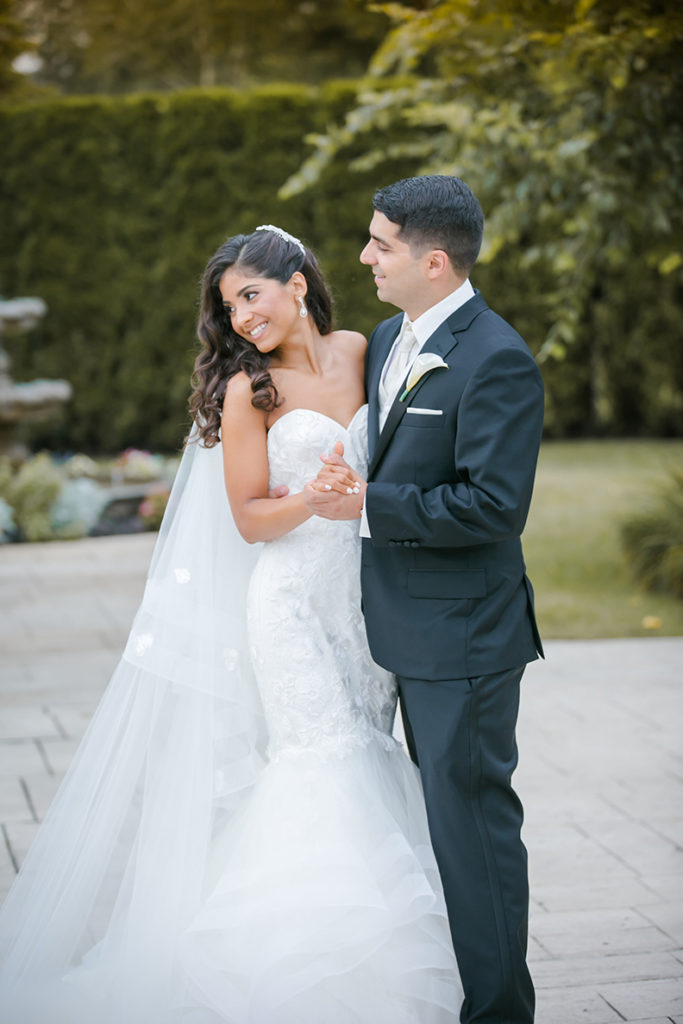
[1,726,461,1023]
[180,739,461,1023]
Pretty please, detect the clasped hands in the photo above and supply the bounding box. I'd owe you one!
[303,442,367,520]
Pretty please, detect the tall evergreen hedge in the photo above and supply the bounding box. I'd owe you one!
[1,83,681,452]
[0,83,413,452]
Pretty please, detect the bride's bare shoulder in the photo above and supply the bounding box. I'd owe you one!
[222,371,261,424]
[328,329,367,358]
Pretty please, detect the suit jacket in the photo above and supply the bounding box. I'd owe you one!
[361,291,544,680]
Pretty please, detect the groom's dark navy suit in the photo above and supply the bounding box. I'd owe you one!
[361,290,544,1023]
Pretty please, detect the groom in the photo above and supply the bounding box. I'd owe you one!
[306,174,544,1023]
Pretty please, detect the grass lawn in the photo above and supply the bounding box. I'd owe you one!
[523,439,683,639]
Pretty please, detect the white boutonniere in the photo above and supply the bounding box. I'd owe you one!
[400,353,449,401]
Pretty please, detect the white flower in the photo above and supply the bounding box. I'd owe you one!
[400,353,449,401]
[174,567,191,584]
[133,633,154,656]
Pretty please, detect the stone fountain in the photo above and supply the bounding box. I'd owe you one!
[0,297,72,460]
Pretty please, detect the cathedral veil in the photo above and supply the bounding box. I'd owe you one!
[0,429,266,1022]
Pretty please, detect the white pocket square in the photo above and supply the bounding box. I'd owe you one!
[405,407,443,416]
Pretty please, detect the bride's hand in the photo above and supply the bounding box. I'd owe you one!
[303,443,367,521]
[311,442,362,495]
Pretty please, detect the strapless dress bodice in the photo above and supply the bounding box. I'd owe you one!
[266,404,368,494]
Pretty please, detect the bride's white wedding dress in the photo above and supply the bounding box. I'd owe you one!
[0,405,462,1023]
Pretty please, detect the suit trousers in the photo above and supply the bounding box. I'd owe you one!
[397,666,534,1024]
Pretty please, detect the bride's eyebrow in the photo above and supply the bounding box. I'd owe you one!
[222,283,261,306]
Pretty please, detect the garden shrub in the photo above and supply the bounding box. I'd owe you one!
[621,472,683,600]
[0,452,63,540]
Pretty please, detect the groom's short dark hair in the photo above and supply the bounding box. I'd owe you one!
[372,175,484,274]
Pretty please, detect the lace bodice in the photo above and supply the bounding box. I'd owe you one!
[246,405,397,759]
[265,405,368,536]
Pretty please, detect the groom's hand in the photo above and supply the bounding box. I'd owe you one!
[304,442,367,520]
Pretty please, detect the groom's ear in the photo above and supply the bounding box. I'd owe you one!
[425,249,450,280]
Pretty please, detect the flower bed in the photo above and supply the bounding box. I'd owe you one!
[0,448,178,543]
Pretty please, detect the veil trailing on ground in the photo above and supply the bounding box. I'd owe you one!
[0,429,266,1023]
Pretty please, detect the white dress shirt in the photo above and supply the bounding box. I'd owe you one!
[360,278,475,537]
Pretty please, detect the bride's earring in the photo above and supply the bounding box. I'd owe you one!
[298,296,308,319]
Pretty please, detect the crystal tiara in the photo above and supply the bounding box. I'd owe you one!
[255,224,306,255]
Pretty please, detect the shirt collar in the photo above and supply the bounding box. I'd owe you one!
[403,278,475,348]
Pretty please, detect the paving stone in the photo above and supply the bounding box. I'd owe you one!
[598,977,683,1018]
[534,984,623,1022]
[0,740,47,778]
[0,778,36,824]
[603,782,683,822]
[517,778,635,826]
[39,736,82,775]
[637,873,683,902]
[626,1019,683,1024]
[0,657,30,687]
[3,821,42,870]
[531,950,683,989]
[532,876,666,913]
[44,701,100,741]
[525,823,636,889]
[527,932,554,962]
[529,907,675,959]
[594,819,683,877]
[647,818,683,847]
[0,863,17,903]
[20,774,62,821]
[18,650,117,698]
[635,899,683,945]
[0,705,61,742]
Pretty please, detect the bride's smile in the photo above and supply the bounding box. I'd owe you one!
[220,266,310,357]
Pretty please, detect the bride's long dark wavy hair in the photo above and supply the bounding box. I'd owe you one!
[189,230,333,447]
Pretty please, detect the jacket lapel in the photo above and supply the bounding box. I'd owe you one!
[367,293,489,480]
[367,316,401,458]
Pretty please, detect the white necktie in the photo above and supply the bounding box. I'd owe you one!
[378,320,419,429]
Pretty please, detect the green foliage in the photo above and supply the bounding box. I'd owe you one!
[621,471,683,600]
[0,0,30,94]
[284,0,683,436]
[0,82,416,453]
[9,0,390,94]
[1,65,681,454]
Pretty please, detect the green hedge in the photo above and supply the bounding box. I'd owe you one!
[1,83,419,452]
[1,83,681,452]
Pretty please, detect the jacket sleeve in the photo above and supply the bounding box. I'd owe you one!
[365,346,544,549]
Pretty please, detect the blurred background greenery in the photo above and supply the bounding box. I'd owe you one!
[0,0,681,634]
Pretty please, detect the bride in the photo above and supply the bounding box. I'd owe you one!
[0,226,463,1022]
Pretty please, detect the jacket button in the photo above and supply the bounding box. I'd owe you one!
[410,541,420,548]
[388,540,397,547]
